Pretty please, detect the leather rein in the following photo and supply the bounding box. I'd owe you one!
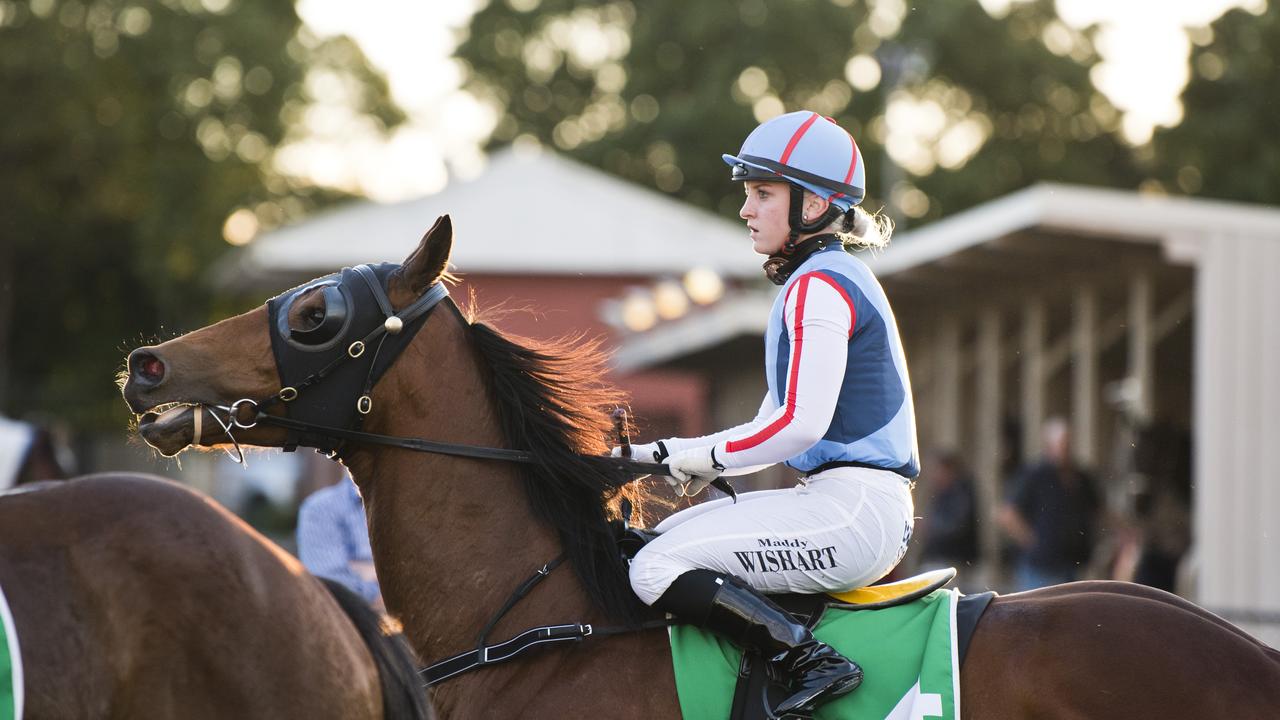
[203,263,729,494]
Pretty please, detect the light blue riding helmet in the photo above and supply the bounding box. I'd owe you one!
[722,110,866,211]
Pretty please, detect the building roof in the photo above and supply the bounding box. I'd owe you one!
[862,182,1280,278]
[216,147,763,288]
[617,182,1280,371]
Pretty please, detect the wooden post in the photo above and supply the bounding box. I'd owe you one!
[1072,287,1098,467]
[1128,273,1154,424]
[975,308,1003,578]
[934,316,961,450]
[1021,299,1046,462]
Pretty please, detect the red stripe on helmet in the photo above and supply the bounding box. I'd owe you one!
[842,132,860,185]
[828,129,861,202]
[778,112,820,165]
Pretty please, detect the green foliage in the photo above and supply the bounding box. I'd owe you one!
[0,0,402,430]
[1152,2,1279,203]
[456,0,1139,223]
[897,1,1140,213]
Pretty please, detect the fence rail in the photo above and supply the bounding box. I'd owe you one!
[1208,608,1280,626]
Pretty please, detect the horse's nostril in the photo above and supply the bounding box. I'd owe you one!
[130,350,166,385]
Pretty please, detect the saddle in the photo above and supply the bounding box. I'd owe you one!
[619,527,995,720]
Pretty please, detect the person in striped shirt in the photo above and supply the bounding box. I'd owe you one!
[617,111,918,716]
[296,475,383,611]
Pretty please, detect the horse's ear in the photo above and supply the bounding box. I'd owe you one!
[400,214,453,293]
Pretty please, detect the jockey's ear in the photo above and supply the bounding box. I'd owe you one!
[399,214,453,294]
[803,192,830,223]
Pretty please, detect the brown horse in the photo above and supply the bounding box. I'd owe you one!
[0,473,430,719]
[123,216,1280,718]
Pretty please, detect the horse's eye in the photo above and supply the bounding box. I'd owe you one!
[281,281,348,347]
[303,306,326,328]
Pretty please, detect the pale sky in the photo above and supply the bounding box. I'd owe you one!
[282,0,1260,203]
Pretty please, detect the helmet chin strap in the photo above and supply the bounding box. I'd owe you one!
[763,185,846,286]
[783,183,843,254]
[763,233,839,286]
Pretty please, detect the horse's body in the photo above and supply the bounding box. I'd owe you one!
[123,216,1280,718]
[0,473,428,719]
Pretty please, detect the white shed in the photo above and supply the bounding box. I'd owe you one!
[618,182,1280,643]
[217,145,762,288]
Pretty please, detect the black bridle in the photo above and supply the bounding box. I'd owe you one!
[200,261,737,685]
[249,262,450,455]
[206,261,697,480]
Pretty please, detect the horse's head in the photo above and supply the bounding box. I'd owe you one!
[123,215,455,457]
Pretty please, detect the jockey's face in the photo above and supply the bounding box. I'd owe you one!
[740,181,830,256]
[740,180,791,255]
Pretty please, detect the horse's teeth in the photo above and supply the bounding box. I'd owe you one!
[155,405,190,423]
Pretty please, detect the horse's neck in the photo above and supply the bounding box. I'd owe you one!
[347,314,592,661]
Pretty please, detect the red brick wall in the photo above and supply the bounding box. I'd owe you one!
[454,273,709,438]
[452,273,636,338]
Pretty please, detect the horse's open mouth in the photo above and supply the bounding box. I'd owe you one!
[137,402,200,456]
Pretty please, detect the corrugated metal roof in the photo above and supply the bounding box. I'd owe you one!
[618,182,1280,370]
[864,182,1280,277]
[216,146,764,288]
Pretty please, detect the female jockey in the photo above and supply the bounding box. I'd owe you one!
[618,111,918,717]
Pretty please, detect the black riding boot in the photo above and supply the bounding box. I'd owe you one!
[655,570,863,717]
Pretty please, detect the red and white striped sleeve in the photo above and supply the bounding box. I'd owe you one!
[715,272,855,469]
[653,393,778,477]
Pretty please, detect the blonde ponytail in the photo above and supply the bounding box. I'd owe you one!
[833,206,893,251]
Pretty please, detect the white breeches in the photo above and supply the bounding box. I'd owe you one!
[629,466,914,606]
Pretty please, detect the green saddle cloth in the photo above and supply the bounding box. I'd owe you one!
[668,588,959,720]
[0,582,21,720]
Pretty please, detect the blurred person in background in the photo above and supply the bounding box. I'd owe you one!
[0,414,69,490]
[297,474,383,611]
[1120,421,1192,592]
[613,111,916,717]
[998,417,1101,591]
[916,449,978,574]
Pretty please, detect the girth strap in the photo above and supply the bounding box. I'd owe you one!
[422,623,594,686]
[419,555,673,687]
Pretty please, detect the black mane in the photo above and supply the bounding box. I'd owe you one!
[462,313,649,626]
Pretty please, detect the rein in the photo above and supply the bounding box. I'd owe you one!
[203,262,734,496]
[217,400,675,478]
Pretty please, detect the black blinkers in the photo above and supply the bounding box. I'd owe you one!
[262,263,448,453]
[275,280,352,350]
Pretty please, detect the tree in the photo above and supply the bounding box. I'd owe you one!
[1151,2,1279,204]
[455,0,1139,223]
[0,0,403,430]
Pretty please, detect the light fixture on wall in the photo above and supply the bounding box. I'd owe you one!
[619,289,658,332]
[602,271,727,333]
[683,267,724,305]
[653,279,690,320]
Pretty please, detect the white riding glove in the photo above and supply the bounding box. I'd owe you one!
[610,440,669,464]
[665,445,726,497]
